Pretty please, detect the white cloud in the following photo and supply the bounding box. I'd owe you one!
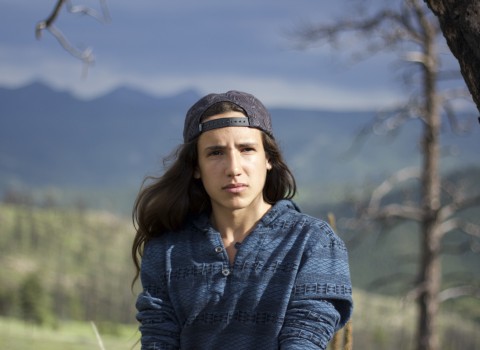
[0,42,401,111]
[72,70,401,111]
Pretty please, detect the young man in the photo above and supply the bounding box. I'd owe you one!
[133,90,353,349]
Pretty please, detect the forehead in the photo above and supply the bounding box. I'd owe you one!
[197,123,263,147]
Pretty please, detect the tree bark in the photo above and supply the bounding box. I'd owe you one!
[424,0,480,114]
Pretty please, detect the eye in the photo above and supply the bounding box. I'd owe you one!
[207,150,223,157]
[241,146,256,153]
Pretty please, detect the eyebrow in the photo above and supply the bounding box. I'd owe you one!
[203,142,259,152]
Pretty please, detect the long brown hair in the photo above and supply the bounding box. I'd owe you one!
[131,106,296,285]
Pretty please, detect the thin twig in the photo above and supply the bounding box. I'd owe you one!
[35,0,65,39]
[438,285,480,302]
[90,321,107,350]
[35,0,109,74]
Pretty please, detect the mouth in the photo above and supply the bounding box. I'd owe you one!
[222,183,248,193]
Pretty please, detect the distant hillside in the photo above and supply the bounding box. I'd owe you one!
[0,203,136,324]
[1,82,479,211]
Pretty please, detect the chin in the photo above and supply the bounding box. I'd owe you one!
[215,197,250,211]
[228,196,265,211]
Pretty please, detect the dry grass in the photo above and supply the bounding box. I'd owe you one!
[0,317,140,350]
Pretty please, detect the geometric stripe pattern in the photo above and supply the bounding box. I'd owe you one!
[137,200,353,350]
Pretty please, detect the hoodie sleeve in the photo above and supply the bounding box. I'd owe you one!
[136,240,181,350]
[279,221,353,349]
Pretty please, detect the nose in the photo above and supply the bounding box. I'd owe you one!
[225,152,242,177]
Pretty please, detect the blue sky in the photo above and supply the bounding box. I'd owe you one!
[0,0,427,110]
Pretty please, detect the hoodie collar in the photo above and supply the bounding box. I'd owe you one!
[191,199,300,232]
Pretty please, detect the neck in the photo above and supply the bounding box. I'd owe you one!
[210,202,271,243]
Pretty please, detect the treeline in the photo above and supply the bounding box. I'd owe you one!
[0,200,138,326]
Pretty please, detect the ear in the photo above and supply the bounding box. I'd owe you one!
[266,160,272,171]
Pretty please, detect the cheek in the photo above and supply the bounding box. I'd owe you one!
[199,176,217,197]
[196,163,221,189]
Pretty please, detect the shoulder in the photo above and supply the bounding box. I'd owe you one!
[141,236,167,276]
[141,221,195,264]
[302,214,347,253]
[272,201,347,252]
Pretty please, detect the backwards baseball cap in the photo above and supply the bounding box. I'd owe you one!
[183,90,273,142]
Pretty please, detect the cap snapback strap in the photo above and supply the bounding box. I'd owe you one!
[199,117,250,133]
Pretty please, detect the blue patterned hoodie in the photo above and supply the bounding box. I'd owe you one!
[136,200,353,349]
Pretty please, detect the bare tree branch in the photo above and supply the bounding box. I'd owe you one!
[340,107,419,160]
[35,0,110,75]
[35,0,65,38]
[45,24,94,77]
[404,274,479,304]
[438,218,480,238]
[438,285,480,302]
[292,1,440,58]
[438,194,480,222]
[66,0,111,23]
[368,166,421,211]
[371,203,424,222]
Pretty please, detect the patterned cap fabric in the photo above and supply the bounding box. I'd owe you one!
[183,90,273,142]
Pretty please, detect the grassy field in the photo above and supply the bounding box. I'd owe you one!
[0,318,140,350]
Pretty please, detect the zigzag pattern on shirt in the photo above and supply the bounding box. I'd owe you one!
[164,261,300,280]
[185,310,285,326]
[293,282,352,297]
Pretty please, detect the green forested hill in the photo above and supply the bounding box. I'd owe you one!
[0,203,138,325]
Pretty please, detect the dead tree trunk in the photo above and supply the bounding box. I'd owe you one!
[417,6,441,349]
[417,112,442,350]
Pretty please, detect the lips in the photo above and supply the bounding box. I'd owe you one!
[222,183,248,193]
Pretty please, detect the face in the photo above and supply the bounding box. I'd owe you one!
[195,111,272,214]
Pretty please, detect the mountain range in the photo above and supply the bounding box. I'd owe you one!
[1,81,479,211]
